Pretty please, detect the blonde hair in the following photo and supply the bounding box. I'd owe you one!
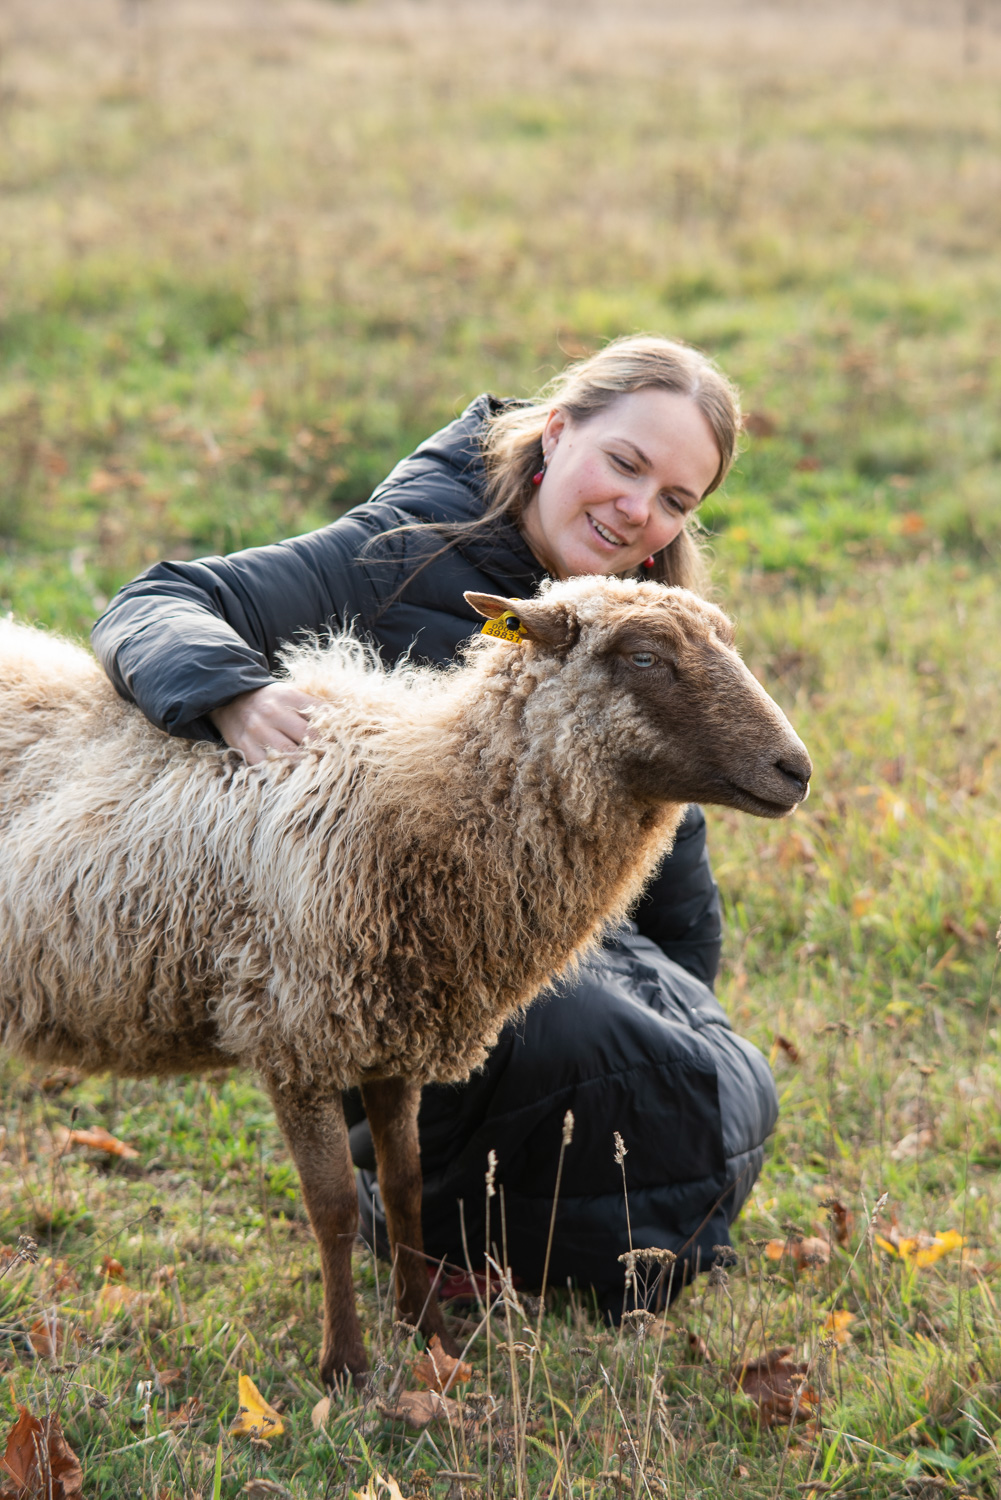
[483,334,741,592]
[372,335,741,599]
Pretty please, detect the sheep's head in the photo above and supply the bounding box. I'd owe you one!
[465,577,811,820]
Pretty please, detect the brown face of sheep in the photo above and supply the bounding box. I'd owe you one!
[466,588,812,819]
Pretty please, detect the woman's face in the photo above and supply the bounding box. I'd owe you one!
[519,388,721,580]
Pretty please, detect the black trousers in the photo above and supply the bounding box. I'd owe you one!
[353,925,778,1310]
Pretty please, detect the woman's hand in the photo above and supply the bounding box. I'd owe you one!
[209,683,324,765]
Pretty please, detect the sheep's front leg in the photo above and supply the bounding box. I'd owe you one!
[266,1082,368,1384]
[360,1077,458,1355]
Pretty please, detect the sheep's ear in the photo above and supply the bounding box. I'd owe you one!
[464,592,577,650]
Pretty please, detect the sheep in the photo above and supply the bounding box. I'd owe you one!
[0,575,811,1382]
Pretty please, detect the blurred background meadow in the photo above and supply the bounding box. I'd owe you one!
[2,1,1001,1495]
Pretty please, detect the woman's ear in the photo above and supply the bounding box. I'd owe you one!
[464,592,577,650]
[541,407,567,457]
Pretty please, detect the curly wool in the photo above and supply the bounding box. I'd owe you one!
[0,578,705,1095]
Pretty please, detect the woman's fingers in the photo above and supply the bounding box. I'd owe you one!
[209,683,325,764]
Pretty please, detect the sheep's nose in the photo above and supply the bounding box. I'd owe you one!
[775,754,812,799]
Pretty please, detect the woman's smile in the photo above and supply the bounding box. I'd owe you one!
[519,386,722,580]
[589,514,628,549]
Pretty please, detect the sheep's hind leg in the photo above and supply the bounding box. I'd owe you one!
[265,1080,368,1385]
[360,1076,459,1356]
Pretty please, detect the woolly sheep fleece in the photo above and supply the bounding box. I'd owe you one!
[0,577,799,1097]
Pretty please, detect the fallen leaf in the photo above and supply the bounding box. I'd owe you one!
[229,1373,284,1440]
[0,1406,83,1499]
[824,1199,854,1248]
[310,1395,330,1430]
[46,1260,80,1295]
[764,1236,830,1271]
[796,1237,830,1269]
[376,1390,461,1430]
[353,1476,411,1500]
[38,1070,82,1095]
[153,1368,183,1390]
[41,1416,83,1500]
[95,1282,145,1316]
[876,1228,966,1268]
[244,1482,293,1499]
[411,1334,472,1394]
[167,1397,204,1429]
[58,1125,139,1160]
[100,1256,127,1281]
[28,1314,68,1359]
[735,1348,817,1427]
[774,1034,801,1064]
[821,1309,854,1345]
[1,1407,42,1489]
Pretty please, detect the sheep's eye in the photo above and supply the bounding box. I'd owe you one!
[629,651,659,669]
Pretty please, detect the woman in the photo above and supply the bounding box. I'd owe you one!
[93,335,777,1312]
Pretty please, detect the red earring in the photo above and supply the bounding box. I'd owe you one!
[643,556,656,569]
[531,470,544,486]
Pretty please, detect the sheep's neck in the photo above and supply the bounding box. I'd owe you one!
[426,657,684,1024]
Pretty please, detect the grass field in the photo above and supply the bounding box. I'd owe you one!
[2,1,1001,1495]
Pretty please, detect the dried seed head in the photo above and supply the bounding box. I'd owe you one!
[16,1235,39,1264]
[622,1309,656,1335]
[613,1131,627,1166]
[635,1247,677,1267]
[562,1110,575,1147]
[485,1148,497,1198]
[617,1248,638,1292]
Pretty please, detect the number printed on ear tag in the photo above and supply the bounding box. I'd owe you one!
[480,612,528,644]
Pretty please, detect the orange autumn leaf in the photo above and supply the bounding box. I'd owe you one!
[61,1125,138,1160]
[95,1282,145,1316]
[100,1256,126,1281]
[229,1373,284,1440]
[764,1236,830,1270]
[0,1406,83,1500]
[411,1334,472,1395]
[1,1407,42,1489]
[28,1314,68,1359]
[735,1348,818,1427]
[821,1309,854,1345]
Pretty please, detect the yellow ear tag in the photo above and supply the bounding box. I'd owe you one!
[480,609,528,644]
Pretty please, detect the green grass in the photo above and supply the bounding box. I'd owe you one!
[3,1,1001,1495]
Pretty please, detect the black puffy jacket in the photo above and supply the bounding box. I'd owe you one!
[93,395,777,1302]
